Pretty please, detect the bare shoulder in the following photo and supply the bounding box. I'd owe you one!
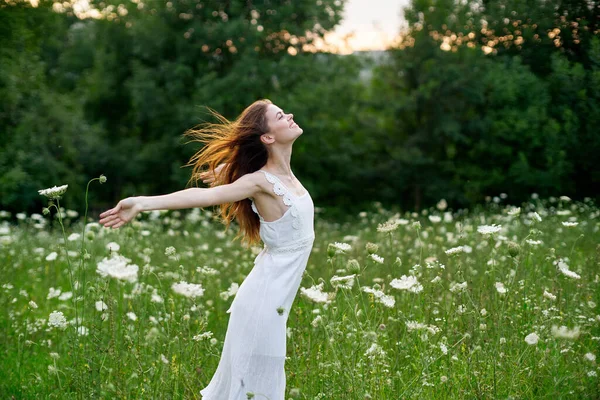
[242,170,271,197]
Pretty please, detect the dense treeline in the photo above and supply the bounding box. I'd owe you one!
[1,0,598,221]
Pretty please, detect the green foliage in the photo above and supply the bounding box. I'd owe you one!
[0,0,598,219]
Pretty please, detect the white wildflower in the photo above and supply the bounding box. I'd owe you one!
[495,282,508,294]
[192,331,214,341]
[561,221,578,227]
[543,290,556,301]
[48,311,67,329]
[330,242,352,252]
[96,253,139,282]
[45,252,58,261]
[526,239,543,246]
[406,321,427,331]
[524,332,539,345]
[362,286,395,308]
[171,281,204,298]
[311,315,323,327]
[364,342,386,359]
[444,246,464,255]
[440,343,448,354]
[219,282,239,301]
[369,254,384,264]
[477,224,502,235]
[38,184,68,200]
[507,207,521,216]
[390,275,423,293]
[300,282,330,304]
[436,199,447,210]
[126,312,137,321]
[428,215,441,223]
[95,300,108,312]
[449,281,468,293]
[377,220,400,233]
[106,242,120,252]
[330,274,356,290]
[555,259,581,280]
[551,325,580,339]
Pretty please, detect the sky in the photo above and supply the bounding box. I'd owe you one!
[323,0,411,53]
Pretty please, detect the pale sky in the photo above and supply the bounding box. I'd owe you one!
[323,0,410,53]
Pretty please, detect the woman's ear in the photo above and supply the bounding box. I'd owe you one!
[260,133,275,145]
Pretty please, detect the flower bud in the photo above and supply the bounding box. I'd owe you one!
[327,243,336,258]
[347,259,361,273]
[365,242,378,254]
[507,241,520,257]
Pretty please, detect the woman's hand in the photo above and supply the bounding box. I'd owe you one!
[199,163,227,186]
[99,197,142,229]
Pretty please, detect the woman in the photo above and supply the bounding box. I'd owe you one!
[98,99,315,399]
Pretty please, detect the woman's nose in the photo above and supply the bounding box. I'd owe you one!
[288,113,294,120]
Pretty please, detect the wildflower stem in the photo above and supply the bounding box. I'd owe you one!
[78,177,99,370]
[52,199,80,364]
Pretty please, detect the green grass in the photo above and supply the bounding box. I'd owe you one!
[1,185,599,399]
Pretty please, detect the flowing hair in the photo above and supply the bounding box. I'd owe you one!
[182,99,272,246]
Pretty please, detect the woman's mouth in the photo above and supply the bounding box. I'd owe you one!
[290,121,298,128]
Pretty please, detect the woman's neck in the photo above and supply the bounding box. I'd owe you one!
[264,147,294,178]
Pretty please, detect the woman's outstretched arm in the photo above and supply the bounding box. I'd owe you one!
[98,173,261,229]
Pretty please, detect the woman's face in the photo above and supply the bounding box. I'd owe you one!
[262,104,303,144]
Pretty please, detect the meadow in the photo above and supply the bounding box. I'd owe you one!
[1,178,599,399]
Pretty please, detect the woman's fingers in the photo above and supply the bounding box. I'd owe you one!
[99,202,121,218]
[103,217,120,228]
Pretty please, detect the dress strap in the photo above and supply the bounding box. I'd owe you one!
[257,170,293,207]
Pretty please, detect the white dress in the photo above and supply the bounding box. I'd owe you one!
[200,169,315,400]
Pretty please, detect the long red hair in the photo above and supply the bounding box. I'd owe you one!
[182,99,272,246]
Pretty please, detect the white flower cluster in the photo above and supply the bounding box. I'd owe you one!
[48,310,67,329]
[364,342,386,360]
[561,221,578,227]
[390,275,423,293]
[219,282,239,301]
[329,274,356,290]
[449,281,468,293]
[477,224,502,235]
[507,207,521,216]
[172,281,204,298]
[524,332,539,345]
[551,325,580,339]
[495,282,508,294]
[38,184,68,200]
[369,254,384,264]
[444,246,464,255]
[192,331,214,341]
[330,242,352,252]
[361,286,395,308]
[405,320,440,335]
[555,259,581,280]
[300,282,330,304]
[97,253,139,282]
[377,220,400,233]
[543,290,557,301]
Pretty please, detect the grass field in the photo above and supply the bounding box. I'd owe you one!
[1,181,599,399]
